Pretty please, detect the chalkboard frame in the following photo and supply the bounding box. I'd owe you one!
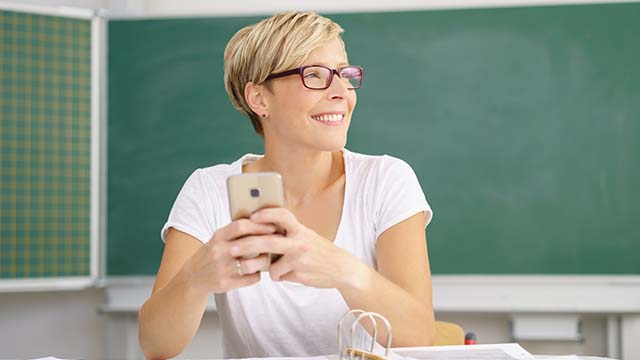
[0,3,104,292]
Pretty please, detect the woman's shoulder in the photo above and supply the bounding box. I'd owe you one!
[343,148,414,175]
[197,162,236,182]
[183,154,255,192]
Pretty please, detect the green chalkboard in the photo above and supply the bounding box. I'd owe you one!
[1,10,92,279]
[108,3,640,276]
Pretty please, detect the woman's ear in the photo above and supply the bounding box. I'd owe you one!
[245,82,269,118]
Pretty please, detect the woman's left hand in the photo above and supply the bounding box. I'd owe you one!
[228,207,368,289]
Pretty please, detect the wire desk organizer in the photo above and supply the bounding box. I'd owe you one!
[338,310,392,360]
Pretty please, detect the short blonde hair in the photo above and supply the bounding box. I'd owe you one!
[224,11,345,135]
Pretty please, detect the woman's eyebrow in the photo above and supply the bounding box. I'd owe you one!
[307,61,349,67]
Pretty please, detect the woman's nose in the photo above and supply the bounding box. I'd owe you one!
[327,73,350,99]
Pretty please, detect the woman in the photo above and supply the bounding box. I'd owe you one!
[139,11,435,359]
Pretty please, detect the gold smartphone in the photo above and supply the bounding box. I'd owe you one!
[227,172,285,264]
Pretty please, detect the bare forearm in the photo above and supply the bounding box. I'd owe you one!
[338,263,436,347]
[138,271,209,360]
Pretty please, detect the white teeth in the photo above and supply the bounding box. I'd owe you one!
[312,114,343,122]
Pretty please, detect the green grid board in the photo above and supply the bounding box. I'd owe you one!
[0,10,92,278]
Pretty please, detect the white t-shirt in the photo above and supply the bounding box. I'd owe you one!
[161,148,432,358]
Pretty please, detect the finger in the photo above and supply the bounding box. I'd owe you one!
[268,255,294,281]
[237,254,270,275]
[229,272,261,289]
[250,208,299,235]
[229,234,289,258]
[219,218,277,242]
[279,272,301,284]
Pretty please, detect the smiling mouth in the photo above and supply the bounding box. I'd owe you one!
[310,114,344,123]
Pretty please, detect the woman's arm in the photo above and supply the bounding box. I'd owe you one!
[139,221,275,359]
[340,211,435,347]
[138,229,209,360]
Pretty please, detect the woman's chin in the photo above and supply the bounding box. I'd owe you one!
[314,137,347,152]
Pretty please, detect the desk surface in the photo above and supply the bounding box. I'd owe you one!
[392,344,615,360]
[537,357,614,360]
[222,355,614,360]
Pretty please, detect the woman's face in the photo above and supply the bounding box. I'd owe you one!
[262,37,357,152]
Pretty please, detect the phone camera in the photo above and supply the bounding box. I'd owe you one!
[250,188,260,198]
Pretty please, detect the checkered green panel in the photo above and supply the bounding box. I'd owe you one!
[0,10,91,278]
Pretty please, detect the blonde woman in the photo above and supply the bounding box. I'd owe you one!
[139,11,436,359]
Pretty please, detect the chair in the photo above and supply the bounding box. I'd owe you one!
[433,321,465,346]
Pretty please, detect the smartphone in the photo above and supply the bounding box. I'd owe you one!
[227,172,285,264]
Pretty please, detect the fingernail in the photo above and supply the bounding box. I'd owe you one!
[230,246,240,256]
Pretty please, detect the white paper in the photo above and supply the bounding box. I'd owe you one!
[392,343,534,360]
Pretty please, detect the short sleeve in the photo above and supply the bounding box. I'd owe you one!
[160,169,217,244]
[374,156,433,240]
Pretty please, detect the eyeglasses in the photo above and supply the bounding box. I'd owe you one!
[265,65,363,90]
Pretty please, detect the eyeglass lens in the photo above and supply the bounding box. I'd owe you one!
[302,66,362,89]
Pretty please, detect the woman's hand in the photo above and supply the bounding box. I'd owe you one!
[179,219,277,294]
[229,207,369,290]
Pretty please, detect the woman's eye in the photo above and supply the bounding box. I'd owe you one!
[304,72,320,78]
[340,68,359,78]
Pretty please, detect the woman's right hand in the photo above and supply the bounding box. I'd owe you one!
[179,219,277,294]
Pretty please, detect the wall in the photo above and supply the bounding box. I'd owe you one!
[0,288,107,359]
[438,313,608,356]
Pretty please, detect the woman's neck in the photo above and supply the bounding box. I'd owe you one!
[244,145,344,208]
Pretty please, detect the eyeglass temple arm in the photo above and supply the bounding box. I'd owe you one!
[265,68,301,81]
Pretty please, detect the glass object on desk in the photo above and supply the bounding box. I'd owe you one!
[338,309,392,360]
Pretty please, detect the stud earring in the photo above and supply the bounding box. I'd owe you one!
[261,114,267,118]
